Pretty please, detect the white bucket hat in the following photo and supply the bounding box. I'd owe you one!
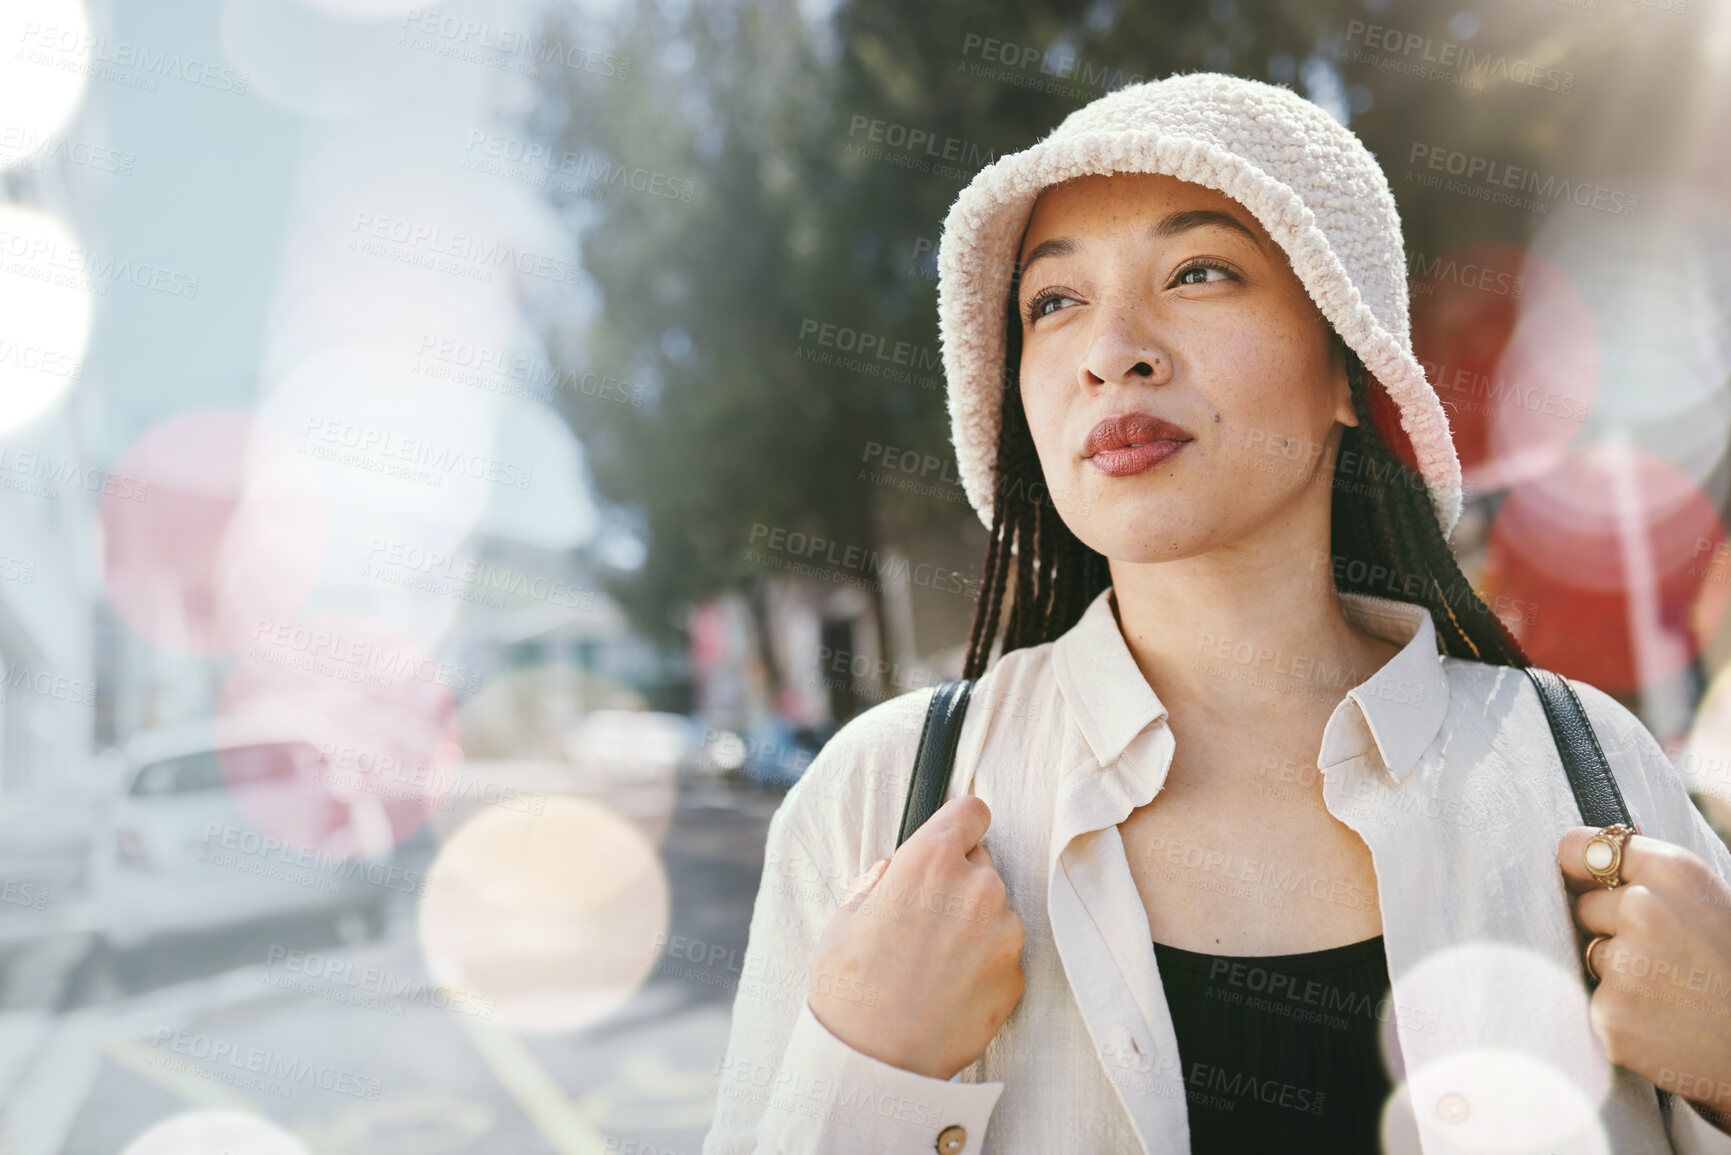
[936,71,1462,539]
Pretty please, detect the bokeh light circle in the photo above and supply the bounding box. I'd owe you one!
[419,795,670,1034]
[1484,443,1725,692]
[0,1,92,151]
[0,204,94,434]
[119,1110,313,1155]
[1413,243,1597,494]
[1393,942,1609,1151]
[219,612,461,853]
[101,412,328,656]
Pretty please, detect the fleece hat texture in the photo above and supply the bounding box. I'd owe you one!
[936,71,1462,538]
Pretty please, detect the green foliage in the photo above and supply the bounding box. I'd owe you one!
[523,0,1660,645]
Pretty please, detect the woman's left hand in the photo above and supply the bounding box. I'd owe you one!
[1559,826,1731,1132]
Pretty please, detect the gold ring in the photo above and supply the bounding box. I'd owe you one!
[1582,823,1635,889]
[1584,934,1613,984]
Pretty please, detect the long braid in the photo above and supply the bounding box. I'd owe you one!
[963,309,1529,676]
[962,287,1111,678]
[1331,344,1529,666]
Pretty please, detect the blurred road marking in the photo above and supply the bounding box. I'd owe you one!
[457,1017,610,1155]
[572,1051,718,1130]
[0,1012,52,1108]
[101,1036,254,1110]
[0,1010,104,1155]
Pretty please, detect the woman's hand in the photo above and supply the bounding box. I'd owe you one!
[1559,827,1731,1132]
[808,795,1026,1081]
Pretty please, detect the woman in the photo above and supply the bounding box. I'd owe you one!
[702,73,1731,1154]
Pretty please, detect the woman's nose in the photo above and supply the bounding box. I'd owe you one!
[1080,308,1172,388]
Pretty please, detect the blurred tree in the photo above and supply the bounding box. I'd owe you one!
[523,0,1688,713]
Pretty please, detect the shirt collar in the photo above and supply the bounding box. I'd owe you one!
[1050,585,1451,784]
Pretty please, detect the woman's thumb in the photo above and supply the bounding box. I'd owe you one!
[842,857,891,906]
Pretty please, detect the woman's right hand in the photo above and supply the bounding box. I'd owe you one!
[807,795,1026,1080]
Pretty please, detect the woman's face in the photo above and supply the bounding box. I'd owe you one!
[1014,172,1356,564]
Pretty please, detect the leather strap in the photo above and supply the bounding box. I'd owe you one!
[897,678,976,848]
[1523,666,1636,830]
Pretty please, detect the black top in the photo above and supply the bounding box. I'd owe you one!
[1151,935,1396,1155]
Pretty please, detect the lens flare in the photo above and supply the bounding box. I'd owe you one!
[119,1111,313,1155]
[1484,443,1725,693]
[0,205,94,435]
[418,795,670,1034]
[101,412,328,656]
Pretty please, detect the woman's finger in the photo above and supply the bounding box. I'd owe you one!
[841,857,891,908]
[1557,825,1658,894]
[1572,884,1629,936]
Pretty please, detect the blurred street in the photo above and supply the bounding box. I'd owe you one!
[0,769,782,1155]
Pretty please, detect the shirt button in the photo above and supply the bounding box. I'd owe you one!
[1435,1092,1470,1124]
[935,1123,967,1153]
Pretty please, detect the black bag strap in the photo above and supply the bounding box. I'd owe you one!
[896,678,977,848]
[1523,666,1636,830]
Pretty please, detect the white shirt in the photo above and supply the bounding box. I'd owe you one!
[702,586,1731,1154]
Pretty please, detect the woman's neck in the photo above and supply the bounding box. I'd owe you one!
[1108,543,1401,724]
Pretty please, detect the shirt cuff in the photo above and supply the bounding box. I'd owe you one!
[1672,1096,1731,1154]
[751,999,1004,1154]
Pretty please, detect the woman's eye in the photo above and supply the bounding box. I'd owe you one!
[1176,263,1232,286]
[1027,292,1076,322]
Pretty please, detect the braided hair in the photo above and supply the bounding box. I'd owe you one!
[961,285,1530,679]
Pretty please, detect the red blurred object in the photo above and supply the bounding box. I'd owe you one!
[1485,445,1725,693]
[1411,244,1596,492]
[101,411,326,656]
[218,613,460,853]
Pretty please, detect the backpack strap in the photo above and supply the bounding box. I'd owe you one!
[896,678,977,848]
[1523,666,1636,830]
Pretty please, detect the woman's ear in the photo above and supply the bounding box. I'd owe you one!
[1329,333,1359,428]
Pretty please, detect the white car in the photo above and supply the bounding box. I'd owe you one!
[84,716,395,974]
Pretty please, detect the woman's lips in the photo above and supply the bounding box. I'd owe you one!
[1083,412,1194,477]
[1088,440,1187,476]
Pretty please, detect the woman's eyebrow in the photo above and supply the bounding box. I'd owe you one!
[1151,209,1262,248]
[1018,209,1264,276]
